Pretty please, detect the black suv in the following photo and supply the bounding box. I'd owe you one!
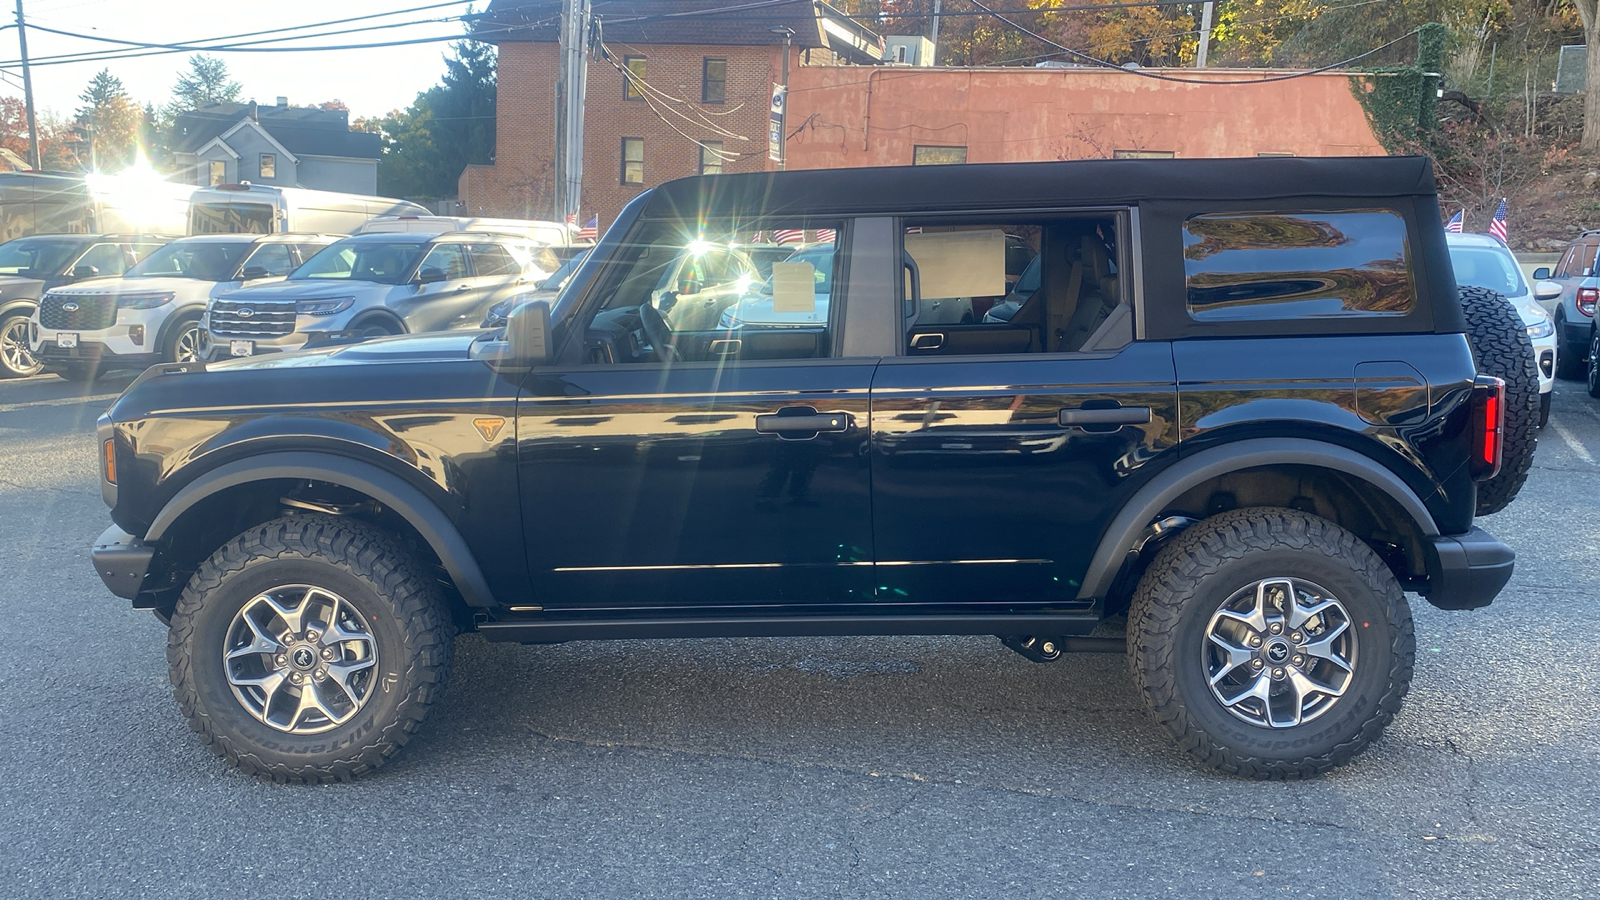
[91,157,1523,782]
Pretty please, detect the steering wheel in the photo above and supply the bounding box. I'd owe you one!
[637,300,677,362]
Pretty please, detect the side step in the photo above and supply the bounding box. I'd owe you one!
[476,612,1105,644]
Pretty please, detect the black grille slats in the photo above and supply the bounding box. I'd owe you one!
[40,293,117,330]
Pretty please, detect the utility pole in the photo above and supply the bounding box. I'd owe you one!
[15,0,40,169]
[1195,1,1215,68]
[929,0,941,66]
[553,0,590,224]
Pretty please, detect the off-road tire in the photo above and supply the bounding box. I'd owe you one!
[0,311,42,378]
[167,514,454,783]
[1128,507,1414,780]
[1458,285,1538,516]
[54,361,100,383]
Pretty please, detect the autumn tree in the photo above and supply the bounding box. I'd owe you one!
[75,69,142,170]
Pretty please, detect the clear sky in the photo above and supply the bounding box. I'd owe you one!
[0,0,480,121]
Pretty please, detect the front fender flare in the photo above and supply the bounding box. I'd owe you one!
[144,450,497,607]
[1076,438,1441,601]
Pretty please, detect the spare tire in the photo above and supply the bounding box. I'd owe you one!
[1458,285,1538,516]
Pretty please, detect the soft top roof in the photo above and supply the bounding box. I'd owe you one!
[641,156,1437,221]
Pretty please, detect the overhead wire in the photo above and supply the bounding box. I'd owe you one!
[597,42,746,159]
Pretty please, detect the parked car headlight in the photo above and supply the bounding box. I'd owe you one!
[116,291,176,309]
[1526,318,1555,339]
[296,297,354,316]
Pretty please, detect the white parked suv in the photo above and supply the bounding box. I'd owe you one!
[1445,232,1558,426]
[31,233,336,381]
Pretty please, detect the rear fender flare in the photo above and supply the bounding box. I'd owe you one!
[1076,438,1441,601]
[144,450,496,607]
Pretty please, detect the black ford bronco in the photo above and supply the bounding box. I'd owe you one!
[91,157,1530,782]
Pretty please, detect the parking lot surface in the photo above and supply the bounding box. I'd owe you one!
[0,371,1596,899]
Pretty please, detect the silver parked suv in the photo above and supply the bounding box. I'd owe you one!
[200,231,556,361]
[1536,230,1600,379]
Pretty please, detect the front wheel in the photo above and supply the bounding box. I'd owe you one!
[1128,508,1414,779]
[0,312,41,378]
[167,515,454,782]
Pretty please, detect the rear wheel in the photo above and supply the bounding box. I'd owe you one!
[1587,328,1600,399]
[0,311,41,378]
[1128,508,1414,779]
[167,514,454,782]
[1458,285,1537,515]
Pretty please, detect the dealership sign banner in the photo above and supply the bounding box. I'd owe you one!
[769,84,786,163]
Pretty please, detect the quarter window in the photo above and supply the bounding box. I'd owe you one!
[259,153,276,179]
[699,142,724,175]
[624,56,647,100]
[467,243,522,277]
[702,58,727,104]
[1182,210,1415,321]
[621,138,644,185]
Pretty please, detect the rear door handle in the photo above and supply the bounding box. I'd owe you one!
[1058,406,1151,427]
[756,408,851,436]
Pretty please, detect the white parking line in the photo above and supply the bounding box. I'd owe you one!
[1549,418,1596,465]
[0,394,119,414]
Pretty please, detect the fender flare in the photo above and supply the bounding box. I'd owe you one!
[1076,438,1441,601]
[145,450,496,607]
[348,310,408,334]
[152,304,206,356]
[0,298,39,320]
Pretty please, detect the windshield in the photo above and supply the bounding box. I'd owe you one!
[291,240,426,285]
[1449,245,1528,299]
[0,237,81,276]
[126,240,252,281]
[189,201,276,235]
[545,251,589,289]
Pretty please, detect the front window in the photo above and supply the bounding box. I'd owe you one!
[699,142,723,175]
[291,240,427,284]
[126,240,253,281]
[622,138,644,185]
[70,243,132,277]
[624,56,647,100]
[1449,245,1528,299]
[208,161,226,185]
[189,201,275,235]
[259,153,276,179]
[702,58,727,104]
[0,237,82,276]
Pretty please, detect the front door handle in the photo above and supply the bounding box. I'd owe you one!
[455,284,471,292]
[756,407,851,436]
[1058,405,1152,427]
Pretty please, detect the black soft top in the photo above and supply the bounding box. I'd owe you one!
[641,156,1438,220]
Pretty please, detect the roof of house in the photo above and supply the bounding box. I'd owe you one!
[173,102,381,161]
[476,0,883,61]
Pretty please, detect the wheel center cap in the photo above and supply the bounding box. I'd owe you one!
[1264,640,1292,664]
[290,646,318,670]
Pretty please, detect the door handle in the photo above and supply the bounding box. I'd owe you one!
[1058,405,1151,427]
[455,285,470,292]
[756,408,851,435]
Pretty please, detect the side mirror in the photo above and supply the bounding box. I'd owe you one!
[472,299,551,371]
[71,264,100,280]
[240,266,270,280]
[1534,280,1562,302]
[416,266,447,285]
[1532,267,1551,281]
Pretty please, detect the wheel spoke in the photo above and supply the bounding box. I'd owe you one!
[231,670,288,716]
[323,657,375,706]
[1220,670,1273,710]
[1287,596,1338,631]
[226,615,283,661]
[1207,632,1255,686]
[288,679,343,730]
[1303,621,1352,671]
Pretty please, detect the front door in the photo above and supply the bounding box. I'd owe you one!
[400,243,480,332]
[517,224,876,610]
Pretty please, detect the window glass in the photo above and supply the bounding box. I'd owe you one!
[419,243,470,281]
[293,240,425,284]
[1182,210,1414,321]
[126,240,252,280]
[913,146,966,166]
[1448,245,1526,299]
[1555,246,1577,278]
[702,58,727,104]
[901,217,1127,356]
[468,243,521,277]
[624,56,646,100]
[700,142,724,175]
[72,243,130,276]
[0,237,80,275]
[1113,149,1176,158]
[292,242,332,265]
[578,222,839,364]
[189,201,274,234]
[129,243,165,265]
[208,160,226,186]
[241,242,294,276]
[621,138,644,185]
[259,153,276,179]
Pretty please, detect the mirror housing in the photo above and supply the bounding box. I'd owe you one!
[71,264,100,280]
[1534,280,1562,302]
[416,266,447,285]
[240,265,270,280]
[474,299,552,371]
[1532,267,1551,281]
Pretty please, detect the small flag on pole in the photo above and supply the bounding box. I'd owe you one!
[566,212,578,227]
[577,216,598,241]
[1445,210,1464,233]
[1487,199,1508,243]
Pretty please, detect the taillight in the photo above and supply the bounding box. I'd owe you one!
[1468,376,1505,480]
[102,439,117,484]
[1578,287,1598,316]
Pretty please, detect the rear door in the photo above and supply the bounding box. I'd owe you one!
[869,213,1178,607]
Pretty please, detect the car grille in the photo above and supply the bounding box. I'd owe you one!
[39,293,117,330]
[209,298,296,338]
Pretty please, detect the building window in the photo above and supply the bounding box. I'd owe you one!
[913,146,967,166]
[259,153,276,179]
[702,58,727,104]
[698,142,724,175]
[208,160,226,185]
[1257,151,1295,158]
[621,138,644,185]
[624,56,647,100]
[1112,149,1176,159]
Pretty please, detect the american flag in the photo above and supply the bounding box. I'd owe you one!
[1445,210,1463,233]
[1487,199,1508,243]
[565,212,578,227]
[773,228,805,245]
[577,216,598,241]
[815,228,837,243]
[905,226,923,235]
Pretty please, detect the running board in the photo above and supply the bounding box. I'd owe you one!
[476,613,1107,644]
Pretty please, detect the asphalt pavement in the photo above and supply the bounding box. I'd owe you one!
[0,370,1596,899]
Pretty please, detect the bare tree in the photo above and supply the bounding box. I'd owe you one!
[1575,0,1600,149]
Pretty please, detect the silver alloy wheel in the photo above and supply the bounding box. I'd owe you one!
[1202,577,1357,729]
[172,324,202,363]
[1,317,38,375]
[223,585,379,734]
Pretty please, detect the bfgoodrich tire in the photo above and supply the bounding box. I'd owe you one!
[1458,285,1538,516]
[167,515,454,783]
[1128,507,1415,779]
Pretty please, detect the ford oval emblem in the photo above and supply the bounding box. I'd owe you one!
[61,302,80,312]
[236,307,255,318]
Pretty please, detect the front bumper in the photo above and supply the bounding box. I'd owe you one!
[91,525,154,601]
[1422,527,1515,610]
[35,337,162,369]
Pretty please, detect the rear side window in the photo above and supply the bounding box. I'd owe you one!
[1182,210,1414,321]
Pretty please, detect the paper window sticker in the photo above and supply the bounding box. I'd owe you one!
[905,229,1006,299]
[771,261,817,313]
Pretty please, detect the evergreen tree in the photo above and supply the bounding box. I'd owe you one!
[75,68,141,170]
[168,54,242,113]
